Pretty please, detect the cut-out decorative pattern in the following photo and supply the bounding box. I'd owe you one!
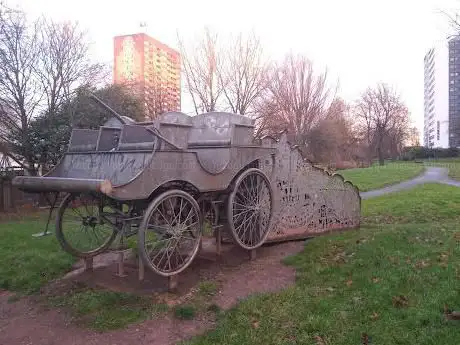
[260,133,360,242]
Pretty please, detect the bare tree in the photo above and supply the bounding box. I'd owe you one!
[354,83,410,165]
[35,18,106,118]
[0,6,41,173]
[145,78,170,120]
[441,8,460,34]
[218,32,268,115]
[178,28,223,114]
[306,98,357,165]
[407,126,421,146]
[0,6,105,174]
[353,88,375,164]
[255,53,337,155]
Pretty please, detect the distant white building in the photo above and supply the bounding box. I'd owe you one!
[424,41,449,148]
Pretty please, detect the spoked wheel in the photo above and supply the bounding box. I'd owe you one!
[227,168,273,250]
[138,189,203,277]
[55,193,119,258]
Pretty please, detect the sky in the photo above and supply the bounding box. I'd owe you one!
[7,0,460,139]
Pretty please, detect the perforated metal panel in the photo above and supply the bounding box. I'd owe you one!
[260,133,361,242]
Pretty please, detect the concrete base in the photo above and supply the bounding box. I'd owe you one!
[32,231,53,238]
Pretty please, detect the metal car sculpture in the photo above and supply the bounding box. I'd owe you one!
[13,96,361,278]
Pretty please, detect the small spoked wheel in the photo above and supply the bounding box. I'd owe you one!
[227,168,273,250]
[55,193,119,258]
[138,189,203,277]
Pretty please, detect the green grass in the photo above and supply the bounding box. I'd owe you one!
[184,183,460,345]
[174,304,197,320]
[362,183,460,225]
[424,158,460,180]
[49,288,169,331]
[4,178,460,341]
[338,162,425,191]
[0,215,75,293]
[198,280,218,297]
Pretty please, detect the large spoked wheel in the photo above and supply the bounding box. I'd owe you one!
[227,168,273,250]
[55,193,119,258]
[138,189,203,277]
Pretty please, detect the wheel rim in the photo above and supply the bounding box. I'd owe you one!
[58,193,118,256]
[229,169,273,249]
[142,192,201,276]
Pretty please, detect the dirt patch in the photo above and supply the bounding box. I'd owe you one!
[0,240,304,345]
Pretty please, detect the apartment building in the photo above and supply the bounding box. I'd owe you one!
[114,33,181,119]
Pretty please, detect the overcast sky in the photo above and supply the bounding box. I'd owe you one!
[9,0,460,137]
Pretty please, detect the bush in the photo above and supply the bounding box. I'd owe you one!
[400,146,460,160]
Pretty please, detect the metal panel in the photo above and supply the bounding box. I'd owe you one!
[156,124,190,149]
[96,127,121,151]
[233,125,255,146]
[49,152,153,186]
[120,125,156,144]
[68,129,99,152]
[261,133,361,242]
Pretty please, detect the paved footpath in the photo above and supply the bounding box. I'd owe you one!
[360,167,460,200]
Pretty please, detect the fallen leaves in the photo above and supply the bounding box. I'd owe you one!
[392,295,409,308]
[361,333,372,345]
[372,277,380,283]
[415,260,430,269]
[370,312,379,321]
[438,253,449,268]
[445,310,460,320]
[356,237,368,245]
[345,279,353,287]
[387,256,399,265]
[251,320,260,329]
[314,335,327,345]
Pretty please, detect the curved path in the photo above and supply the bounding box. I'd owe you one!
[360,167,460,200]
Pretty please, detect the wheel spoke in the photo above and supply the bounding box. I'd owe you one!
[58,193,116,256]
[229,170,272,249]
[142,192,202,276]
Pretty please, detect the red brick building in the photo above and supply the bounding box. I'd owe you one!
[113,33,181,119]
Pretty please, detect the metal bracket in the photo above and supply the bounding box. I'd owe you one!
[32,192,59,238]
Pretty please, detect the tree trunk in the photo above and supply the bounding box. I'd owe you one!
[377,145,384,166]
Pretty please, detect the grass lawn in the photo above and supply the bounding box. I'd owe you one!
[338,162,425,191]
[0,213,75,294]
[48,287,169,331]
[185,183,460,345]
[3,182,460,342]
[424,158,460,180]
